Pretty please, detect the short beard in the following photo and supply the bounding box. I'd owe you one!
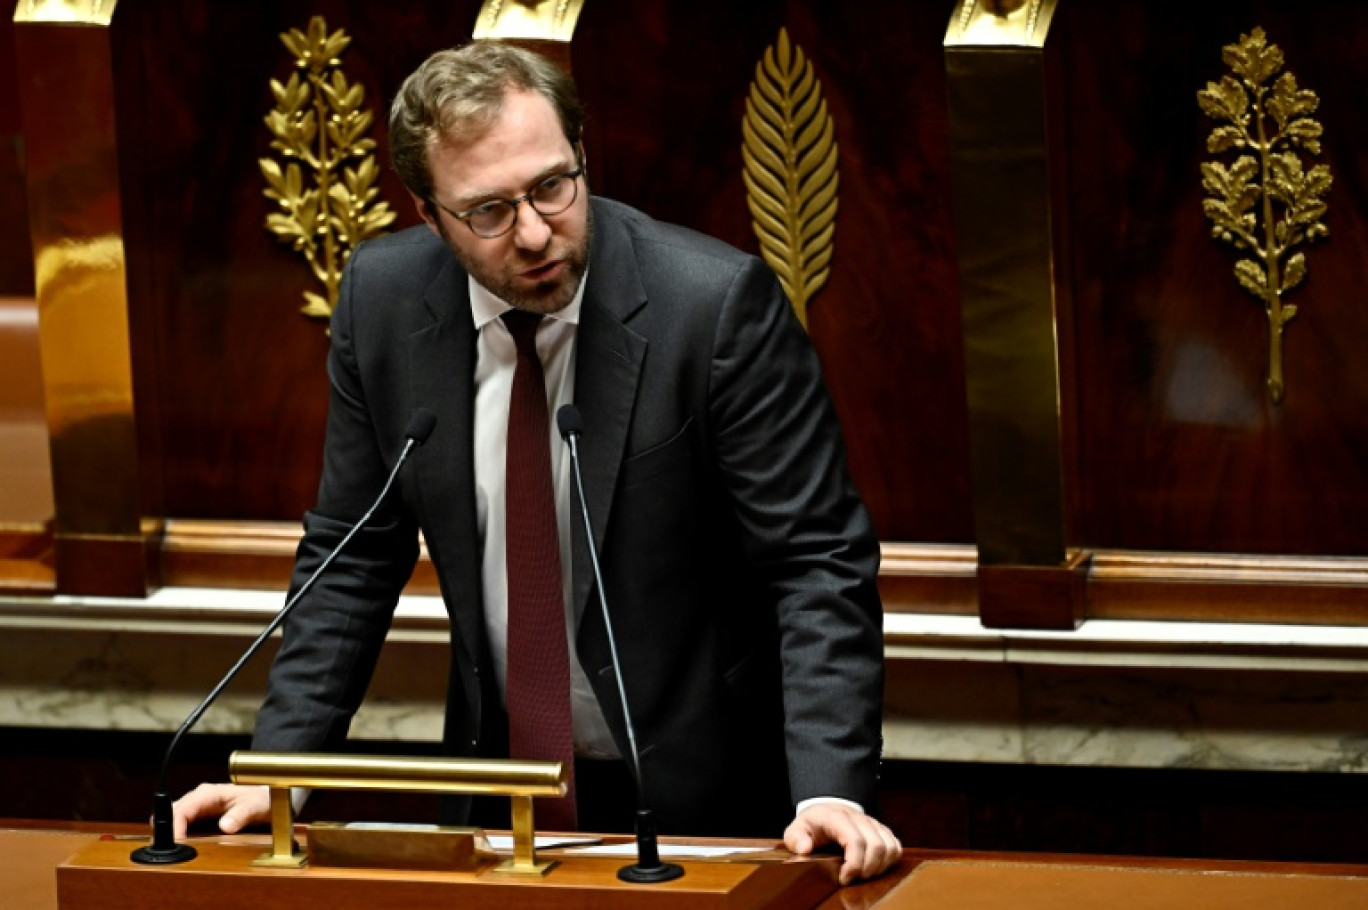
[439,204,594,314]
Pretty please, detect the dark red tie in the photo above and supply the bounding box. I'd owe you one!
[501,309,577,831]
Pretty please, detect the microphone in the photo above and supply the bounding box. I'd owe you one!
[131,409,438,864]
[556,404,684,884]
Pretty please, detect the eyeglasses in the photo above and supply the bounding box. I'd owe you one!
[430,157,584,239]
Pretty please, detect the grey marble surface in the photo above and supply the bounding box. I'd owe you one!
[4,589,1368,774]
[883,659,1368,772]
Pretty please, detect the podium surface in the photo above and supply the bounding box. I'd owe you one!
[886,859,1368,910]
[6,825,1368,910]
[57,838,835,910]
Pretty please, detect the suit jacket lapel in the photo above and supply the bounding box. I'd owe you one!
[408,257,485,667]
[572,200,648,626]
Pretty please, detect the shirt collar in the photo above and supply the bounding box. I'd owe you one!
[469,265,588,330]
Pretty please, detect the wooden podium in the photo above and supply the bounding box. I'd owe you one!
[56,837,839,910]
[11,826,1368,910]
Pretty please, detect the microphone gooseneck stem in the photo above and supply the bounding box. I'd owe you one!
[565,432,648,806]
[151,435,418,797]
[133,418,430,865]
[559,408,683,883]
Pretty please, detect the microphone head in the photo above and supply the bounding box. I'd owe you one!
[556,404,584,440]
[406,408,438,445]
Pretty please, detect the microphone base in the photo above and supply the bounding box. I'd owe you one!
[132,791,198,864]
[130,843,198,865]
[617,860,685,883]
[619,808,684,883]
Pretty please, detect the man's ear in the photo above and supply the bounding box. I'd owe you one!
[410,190,442,237]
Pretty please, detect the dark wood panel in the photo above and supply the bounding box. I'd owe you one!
[104,1,972,541]
[1059,0,1368,556]
[110,1,482,522]
[0,13,34,297]
[880,760,1368,865]
[573,0,972,542]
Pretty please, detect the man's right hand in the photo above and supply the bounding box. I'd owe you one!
[171,783,271,839]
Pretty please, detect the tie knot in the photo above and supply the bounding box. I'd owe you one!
[501,309,544,355]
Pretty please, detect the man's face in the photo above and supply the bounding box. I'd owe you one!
[417,88,590,314]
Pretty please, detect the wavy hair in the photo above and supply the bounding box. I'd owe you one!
[389,42,584,202]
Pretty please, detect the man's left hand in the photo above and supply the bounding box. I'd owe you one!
[783,802,902,884]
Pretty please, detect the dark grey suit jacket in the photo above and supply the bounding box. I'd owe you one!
[254,197,884,836]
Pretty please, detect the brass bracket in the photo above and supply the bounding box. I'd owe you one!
[250,786,306,868]
[490,795,558,876]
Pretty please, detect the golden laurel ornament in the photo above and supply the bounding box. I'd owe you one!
[742,28,840,330]
[260,16,396,323]
[1198,26,1331,404]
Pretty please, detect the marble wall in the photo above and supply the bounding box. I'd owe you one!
[4,590,1368,777]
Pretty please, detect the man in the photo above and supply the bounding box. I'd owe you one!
[174,41,899,883]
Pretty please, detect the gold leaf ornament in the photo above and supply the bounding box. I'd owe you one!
[260,16,396,325]
[1198,26,1331,403]
[743,28,840,329]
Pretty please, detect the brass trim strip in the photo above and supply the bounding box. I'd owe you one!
[945,0,1059,49]
[13,1,116,26]
[944,4,1069,570]
[473,0,585,41]
[14,11,154,595]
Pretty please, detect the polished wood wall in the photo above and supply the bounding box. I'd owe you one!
[6,1,1368,619]
[570,1,973,544]
[88,0,972,544]
[1056,1,1368,557]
